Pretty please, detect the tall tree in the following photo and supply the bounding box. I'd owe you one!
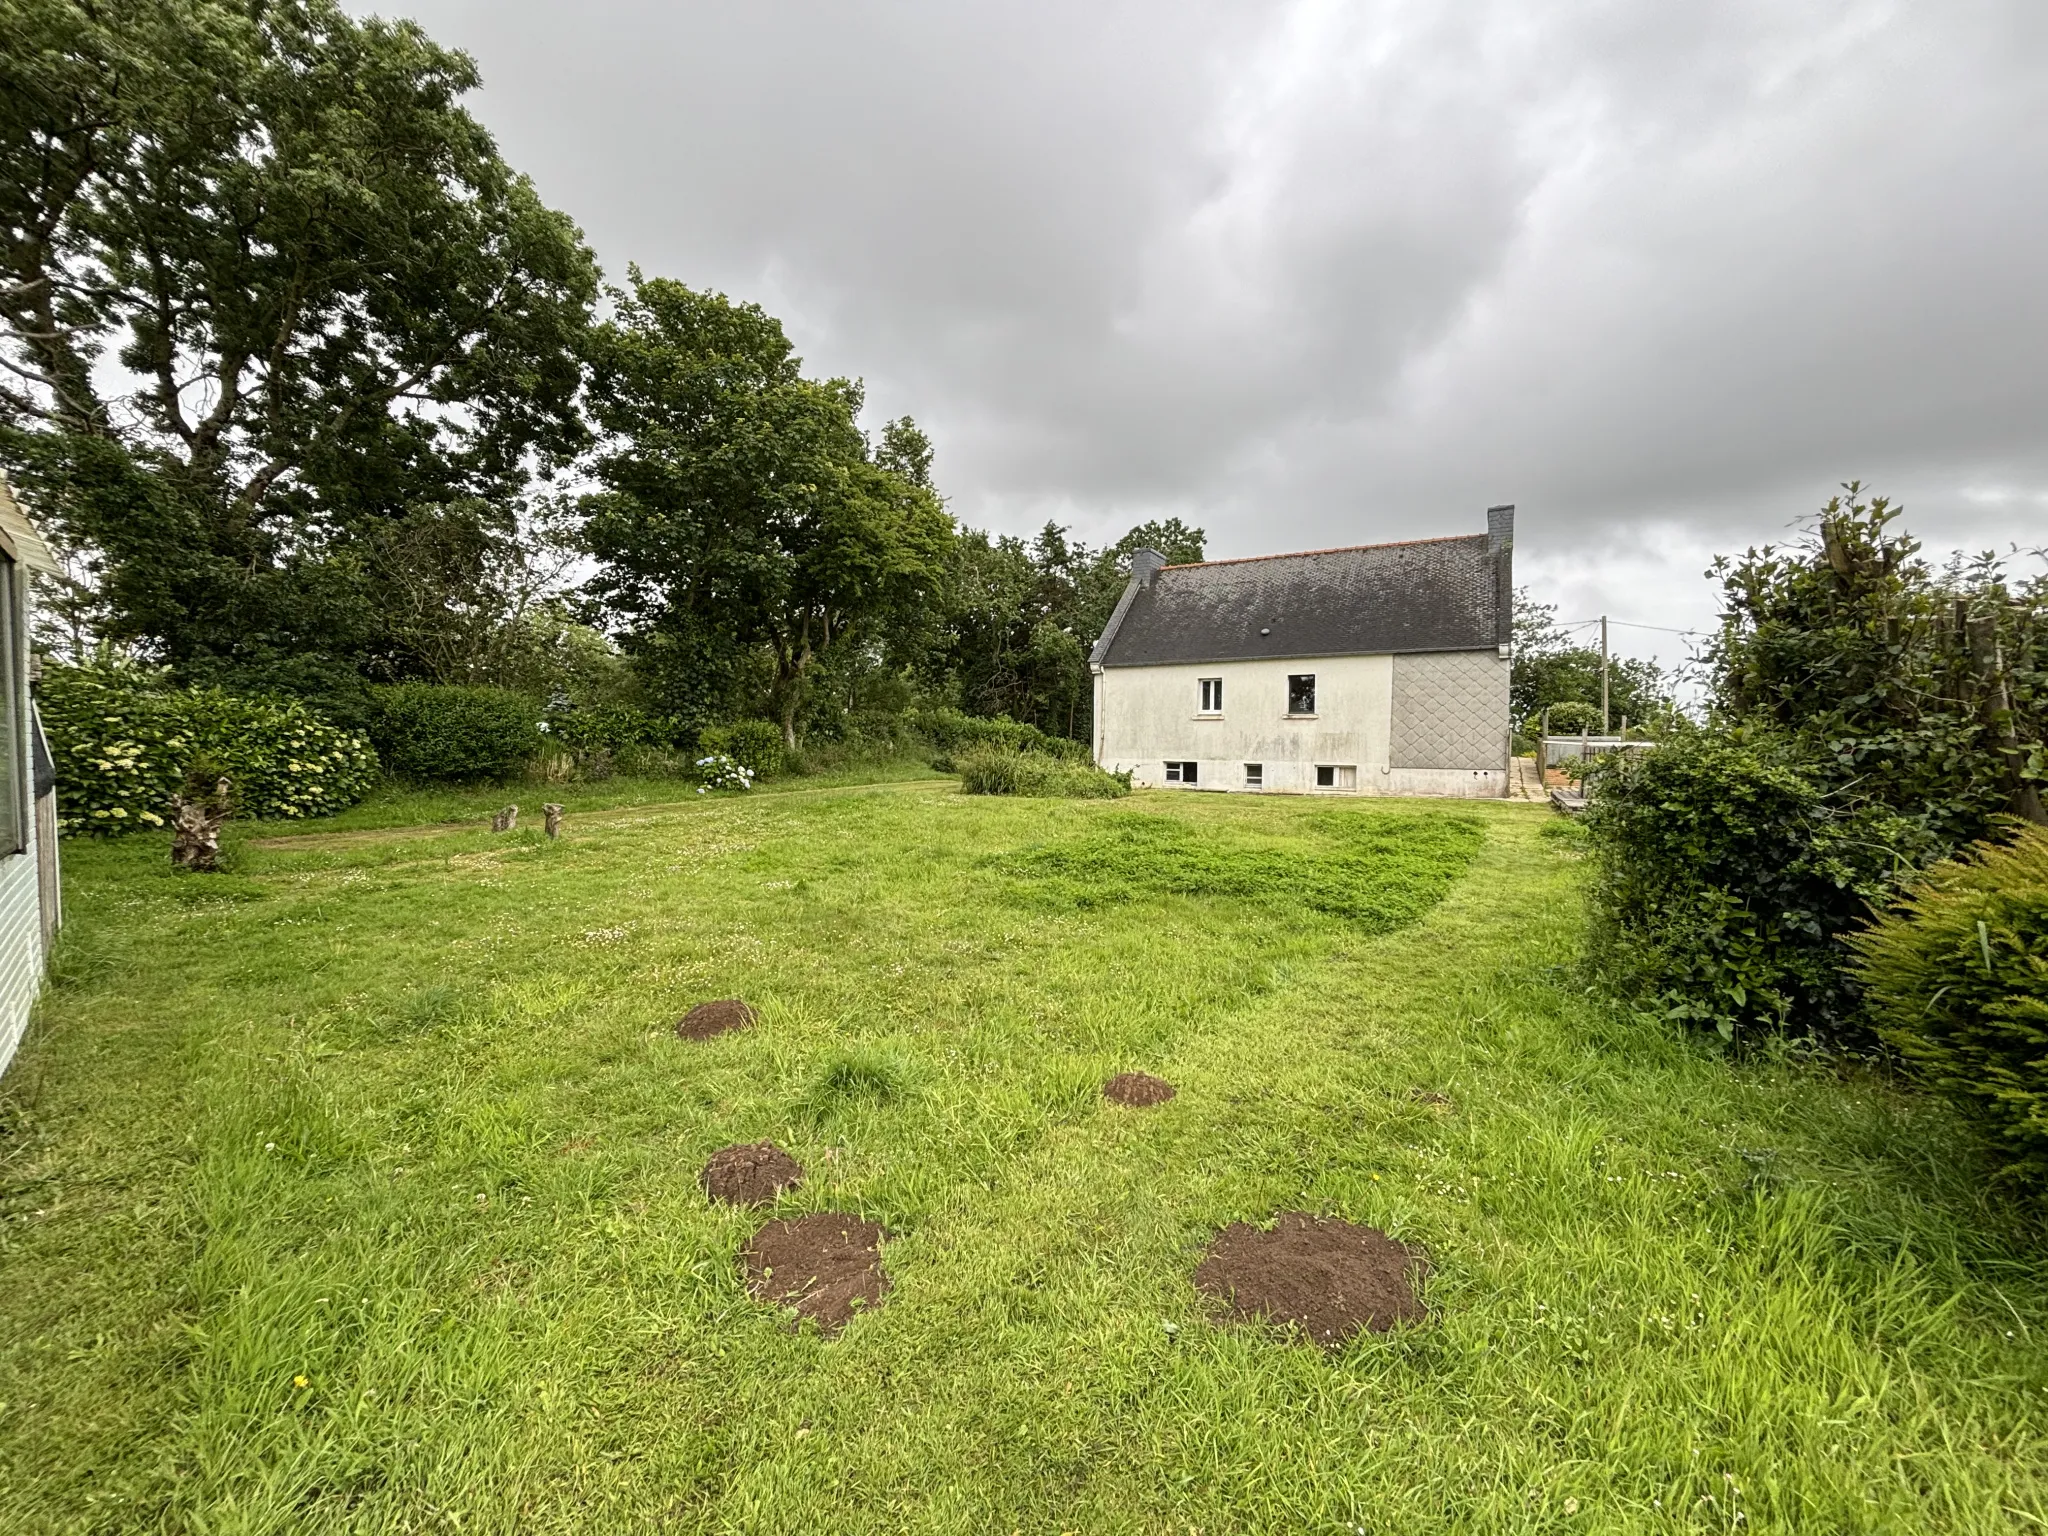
[1509,588,1667,729]
[0,0,598,698]
[580,275,954,747]
[927,516,1207,737]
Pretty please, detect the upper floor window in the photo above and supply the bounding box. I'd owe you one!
[1198,677,1223,713]
[1287,674,1316,715]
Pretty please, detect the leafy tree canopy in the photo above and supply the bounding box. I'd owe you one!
[1511,588,1668,730]
[0,0,600,702]
[579,274,955,746]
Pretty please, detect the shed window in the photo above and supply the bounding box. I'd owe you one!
[1287,674,1316,714]
[1198,677,1223,713]
[1164,760,1198,784]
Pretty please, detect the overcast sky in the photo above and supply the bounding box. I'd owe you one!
[366,0,2047,673]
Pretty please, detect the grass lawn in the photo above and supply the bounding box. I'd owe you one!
[2,783,2044,1534]
[278,757,949,834]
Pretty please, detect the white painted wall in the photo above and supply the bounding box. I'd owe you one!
[1094,651,1506,798]
[0,562,45,1077]
[1095,653,1392,793]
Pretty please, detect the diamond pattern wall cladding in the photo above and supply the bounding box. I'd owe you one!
[1391,650,1509,769]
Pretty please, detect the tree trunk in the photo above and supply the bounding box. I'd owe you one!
[170,781,231,872]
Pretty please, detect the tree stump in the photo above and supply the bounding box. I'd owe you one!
[170,780,231,872]
[491,804,519,832]
[543,803,564,839]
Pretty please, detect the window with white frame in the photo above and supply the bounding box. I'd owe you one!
[1198,677,1223,713]
[1314,764,1357,790]
[1243,762,1263,788]
[1164,760,1198,784]
[1287,673,1316,714]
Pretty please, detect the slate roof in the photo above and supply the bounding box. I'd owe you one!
[1093,531,1509,668]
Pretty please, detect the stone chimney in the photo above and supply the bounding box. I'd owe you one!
[1487,504,1515,649]
[1130,548,1167,588]
[1487,503,1514,554]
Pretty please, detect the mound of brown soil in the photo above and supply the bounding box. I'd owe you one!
[742,1212,889,1335]
[676,999,757,1041]
[1103,1072,1176,1106]
[1194,1212,1427,1348]
[701,1142,804,1206]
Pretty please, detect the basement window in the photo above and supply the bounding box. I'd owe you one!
[1315,764,1357,790]
[1198,677,1223,714]
[1244,763,1263,788]
[1164,760,1199,784]
[1287,674,1316,715]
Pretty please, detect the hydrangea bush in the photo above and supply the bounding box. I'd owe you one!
[696,753,756,793]
[40,661,378,833]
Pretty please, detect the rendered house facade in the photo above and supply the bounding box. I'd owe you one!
[1089,506,1515,798]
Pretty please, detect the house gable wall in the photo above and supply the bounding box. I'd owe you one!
[1096,649,1506,797]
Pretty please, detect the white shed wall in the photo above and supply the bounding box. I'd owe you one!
[0,843,41,1073]
[0,558,48,1078]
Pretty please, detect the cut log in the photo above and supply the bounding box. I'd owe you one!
[170,779,231,871]
[491,804,519,832]
[543,803,564,839]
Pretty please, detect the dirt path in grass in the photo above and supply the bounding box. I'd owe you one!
[243,774,955,851]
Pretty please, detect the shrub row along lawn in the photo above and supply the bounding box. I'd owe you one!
[1,787,2044,1533]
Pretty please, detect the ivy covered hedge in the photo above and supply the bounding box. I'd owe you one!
[40,662,378,833]
[1582,490,2046,1047]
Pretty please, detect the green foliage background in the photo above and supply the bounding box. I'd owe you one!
[39,661,376,831]
[368,683,539,782]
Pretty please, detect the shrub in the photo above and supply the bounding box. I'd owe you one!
[177,690,378,821]
[695,753,756,792]
[913,707,1088,769]
[698,720,785,778]
[1542,701,1602,734]
[370,683,539,781]
[957,747,1131,799]
[1847,825,2048,1187]
[541,703,680,756]
[40,661,376,833]
[1581,727,1927,1040]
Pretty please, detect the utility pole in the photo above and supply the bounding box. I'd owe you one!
[1600,615,1610,735]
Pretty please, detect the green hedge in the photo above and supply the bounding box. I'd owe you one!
[370,683,539,781]
[913,708,1088,769]
[957,747,1131,799]
[1849,826,2048,1187]
[541,703,682,756]
[40,662,377,833]
[1580,728,1921,1040]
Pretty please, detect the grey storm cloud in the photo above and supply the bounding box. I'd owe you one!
[365,0,2048,664]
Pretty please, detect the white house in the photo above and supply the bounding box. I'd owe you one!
[0,479,61,1078]
[1090,506,1514,798]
